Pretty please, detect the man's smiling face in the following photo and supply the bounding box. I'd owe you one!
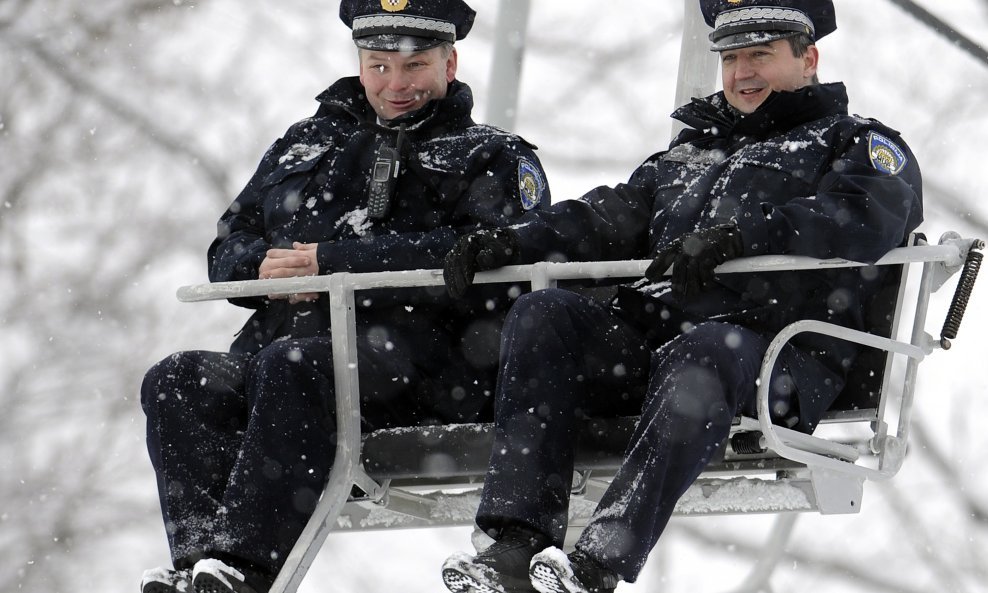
[720,38,819,113]
[359,45,457,121]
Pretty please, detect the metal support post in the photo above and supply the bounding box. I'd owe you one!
[485,0,532,130]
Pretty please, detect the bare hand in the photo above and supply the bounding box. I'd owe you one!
[259,242,321,302]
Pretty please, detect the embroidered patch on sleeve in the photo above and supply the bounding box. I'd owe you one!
[868,132,907,175]
[517,158,546,210]
[381,0,408,12]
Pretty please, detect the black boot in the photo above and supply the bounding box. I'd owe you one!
[529,547,619,593]
[191,558,274,593]
[140,567,192,593]
[442,525,552,593]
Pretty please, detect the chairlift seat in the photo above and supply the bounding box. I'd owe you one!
[177,232,982,593]
[360,235,918,485]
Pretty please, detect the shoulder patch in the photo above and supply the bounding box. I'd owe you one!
[868,131,907,175]
[517,158,546,210]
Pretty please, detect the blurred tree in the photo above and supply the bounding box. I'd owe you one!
[0,2,985,593]
[0,2,243,591]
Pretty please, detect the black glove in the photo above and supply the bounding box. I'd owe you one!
[645,224,744,299]
[444,229,520,299]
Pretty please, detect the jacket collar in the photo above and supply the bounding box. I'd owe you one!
[671,82,849,146]
[314,77,475,133]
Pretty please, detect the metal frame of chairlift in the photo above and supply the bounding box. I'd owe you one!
[175,3,986,592]
[180,236,983,593]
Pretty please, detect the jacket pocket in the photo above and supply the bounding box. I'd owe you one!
[261,142,332,188]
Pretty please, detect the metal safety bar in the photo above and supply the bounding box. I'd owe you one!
[177,235,980,593]
[177,242,967,303]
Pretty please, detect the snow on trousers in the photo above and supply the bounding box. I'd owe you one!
[475,288,820,581]
[141,330,467,574]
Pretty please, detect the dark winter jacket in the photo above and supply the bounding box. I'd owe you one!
[506,82,923,430]
[209,77,548,354]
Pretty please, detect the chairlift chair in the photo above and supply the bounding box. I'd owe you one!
[178,231,983,593]
[174,3,986,592]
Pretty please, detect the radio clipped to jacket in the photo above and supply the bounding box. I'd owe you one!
[367,126,406,219]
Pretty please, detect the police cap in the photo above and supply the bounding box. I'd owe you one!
[340,0,476,52]
[700,0,837,52]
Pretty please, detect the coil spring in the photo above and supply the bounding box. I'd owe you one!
[940,242,984,349]
[730,431,766,455]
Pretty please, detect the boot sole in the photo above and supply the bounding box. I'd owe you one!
[192,572,260,593]
[142,583,182,593]
[442,567,501,593]
[442,559,506,593]
[529,559,574,593]
[193,573,228,593]
[442,553,535,593]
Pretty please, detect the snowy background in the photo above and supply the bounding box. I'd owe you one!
[1,1,987,592]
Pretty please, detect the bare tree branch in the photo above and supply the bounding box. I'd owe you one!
[884,0,988,68]
[910,419,988,524]
[0,0,33,26]
[924,178,988,239]
[0,32,230,203]
[875,480,970,593]
[675,522,933,593]
[722,514,798,593]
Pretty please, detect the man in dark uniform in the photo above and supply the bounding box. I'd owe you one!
[139,1,548,592]
[440,1,922,592]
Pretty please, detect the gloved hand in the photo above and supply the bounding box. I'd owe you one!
[444,229,519,299]
[645,224,744,299]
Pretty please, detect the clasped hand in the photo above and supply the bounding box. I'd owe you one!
[442,225,742,300]
[443,229,519,299]
[259,241,320,304]
[644,225,744,299]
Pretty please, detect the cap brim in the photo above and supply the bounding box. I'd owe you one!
[710,30,798,52]
[354,34,445,52]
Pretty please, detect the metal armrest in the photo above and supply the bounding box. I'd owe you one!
[753,320,927,481]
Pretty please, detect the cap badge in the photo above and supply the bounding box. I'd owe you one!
[380,0,408,12]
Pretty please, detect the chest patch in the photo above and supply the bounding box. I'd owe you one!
[518,158,546,210]
[868,132,907,176]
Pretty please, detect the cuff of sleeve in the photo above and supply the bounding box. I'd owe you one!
[233,245,268,281]
[511,227,543,264]
[734,206,773,257]
[318,242,358,274]
[316,242,333,274]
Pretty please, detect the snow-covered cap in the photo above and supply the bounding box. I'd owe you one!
[700,0,837,52]
[340,0,476,52]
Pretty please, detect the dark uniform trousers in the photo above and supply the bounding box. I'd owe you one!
[142,321,489,574]
[475,288,822,581]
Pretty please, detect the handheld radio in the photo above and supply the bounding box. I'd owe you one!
[367,126,406,219]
